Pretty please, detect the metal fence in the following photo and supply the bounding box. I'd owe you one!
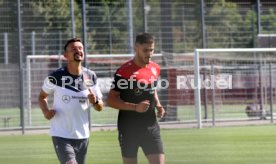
[0,0,276,132]
[194,48,276,128]
[1,0,276,63]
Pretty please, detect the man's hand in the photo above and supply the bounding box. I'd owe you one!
[38,90,55,120]
[88,88,97,104]
[93,102,103,111]
[88,88,103,111]
[43,109,56,120]
[135,100,150,113]
[156,105,165,118]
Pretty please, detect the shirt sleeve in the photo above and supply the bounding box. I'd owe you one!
[111,73,123,92]
[88,70,103,99]
[42,76,55,94]
[90,83,103,99]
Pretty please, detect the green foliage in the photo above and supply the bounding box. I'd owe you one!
[240,10,258,47]
[262,8,276,33]
[31,0,82,36]
[85,0,127,54]
[3,0,276,54]
[170,1,201,52]
[206,0,243,48]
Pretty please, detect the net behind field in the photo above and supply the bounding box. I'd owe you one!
[22,53,201,129]
[195,49,276,127]
[2,50,276,130]
[20,54,165,128]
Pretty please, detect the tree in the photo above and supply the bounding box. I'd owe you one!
[85,0,145,54]
[172,0,201,53]
[86,0,127,54]
[261,8,276,34]
[205,0,243,48]
[30,0,82,55]
[240,9,257,47]
[31,0,81,35]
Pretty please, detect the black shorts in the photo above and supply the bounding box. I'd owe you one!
[118,125,164,158]
[52,136,89,164]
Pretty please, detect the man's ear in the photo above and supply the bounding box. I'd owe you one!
[134,44,138,53]
[63,52,67,59]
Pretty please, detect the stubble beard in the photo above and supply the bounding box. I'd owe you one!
[74,53,83,62]
[144,57,151,64]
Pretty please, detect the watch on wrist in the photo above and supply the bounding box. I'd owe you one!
[94,100,99,105]
[93,97,99,105]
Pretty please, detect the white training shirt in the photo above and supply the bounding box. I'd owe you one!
[42,67,102,139]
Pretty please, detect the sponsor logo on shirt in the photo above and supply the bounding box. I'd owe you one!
[62,95,71,103]
[134,88,143,96]
[72,96,87,104]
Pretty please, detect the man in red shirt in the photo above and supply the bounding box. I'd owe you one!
[107,32,165,164]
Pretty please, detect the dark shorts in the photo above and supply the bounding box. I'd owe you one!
[118,125,164,158]
[52,136,89,164]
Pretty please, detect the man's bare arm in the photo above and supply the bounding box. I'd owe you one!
[38,90,56,120]
[107,90,149,113]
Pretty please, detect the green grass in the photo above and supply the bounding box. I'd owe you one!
[0,104,252,128]
[0,107,119,128]
[1,125,276,164]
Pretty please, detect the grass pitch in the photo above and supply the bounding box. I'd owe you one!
[0,125,276,164]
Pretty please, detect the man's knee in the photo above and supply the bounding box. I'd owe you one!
[65,159,77,164]
[146,154,165,164]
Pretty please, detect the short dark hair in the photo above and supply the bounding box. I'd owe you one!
[135,32,154,44]
[64,38,82,51]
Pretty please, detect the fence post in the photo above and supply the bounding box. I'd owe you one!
[211,65,216,126]
[17,0,25,134]
[58,32,62,68]
[31,31,35,56]
[81,0,91,130]
[143,0,150,32]
[27,56,32,127]
[127,0,134,54]
[257,0,262,34]
[194,49,202,129]
[4,32,8,64]
[259,61,266,119]
[269,63,273,123]
[70,0,76,37]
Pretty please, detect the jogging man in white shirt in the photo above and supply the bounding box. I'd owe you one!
[38,38,103,164]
